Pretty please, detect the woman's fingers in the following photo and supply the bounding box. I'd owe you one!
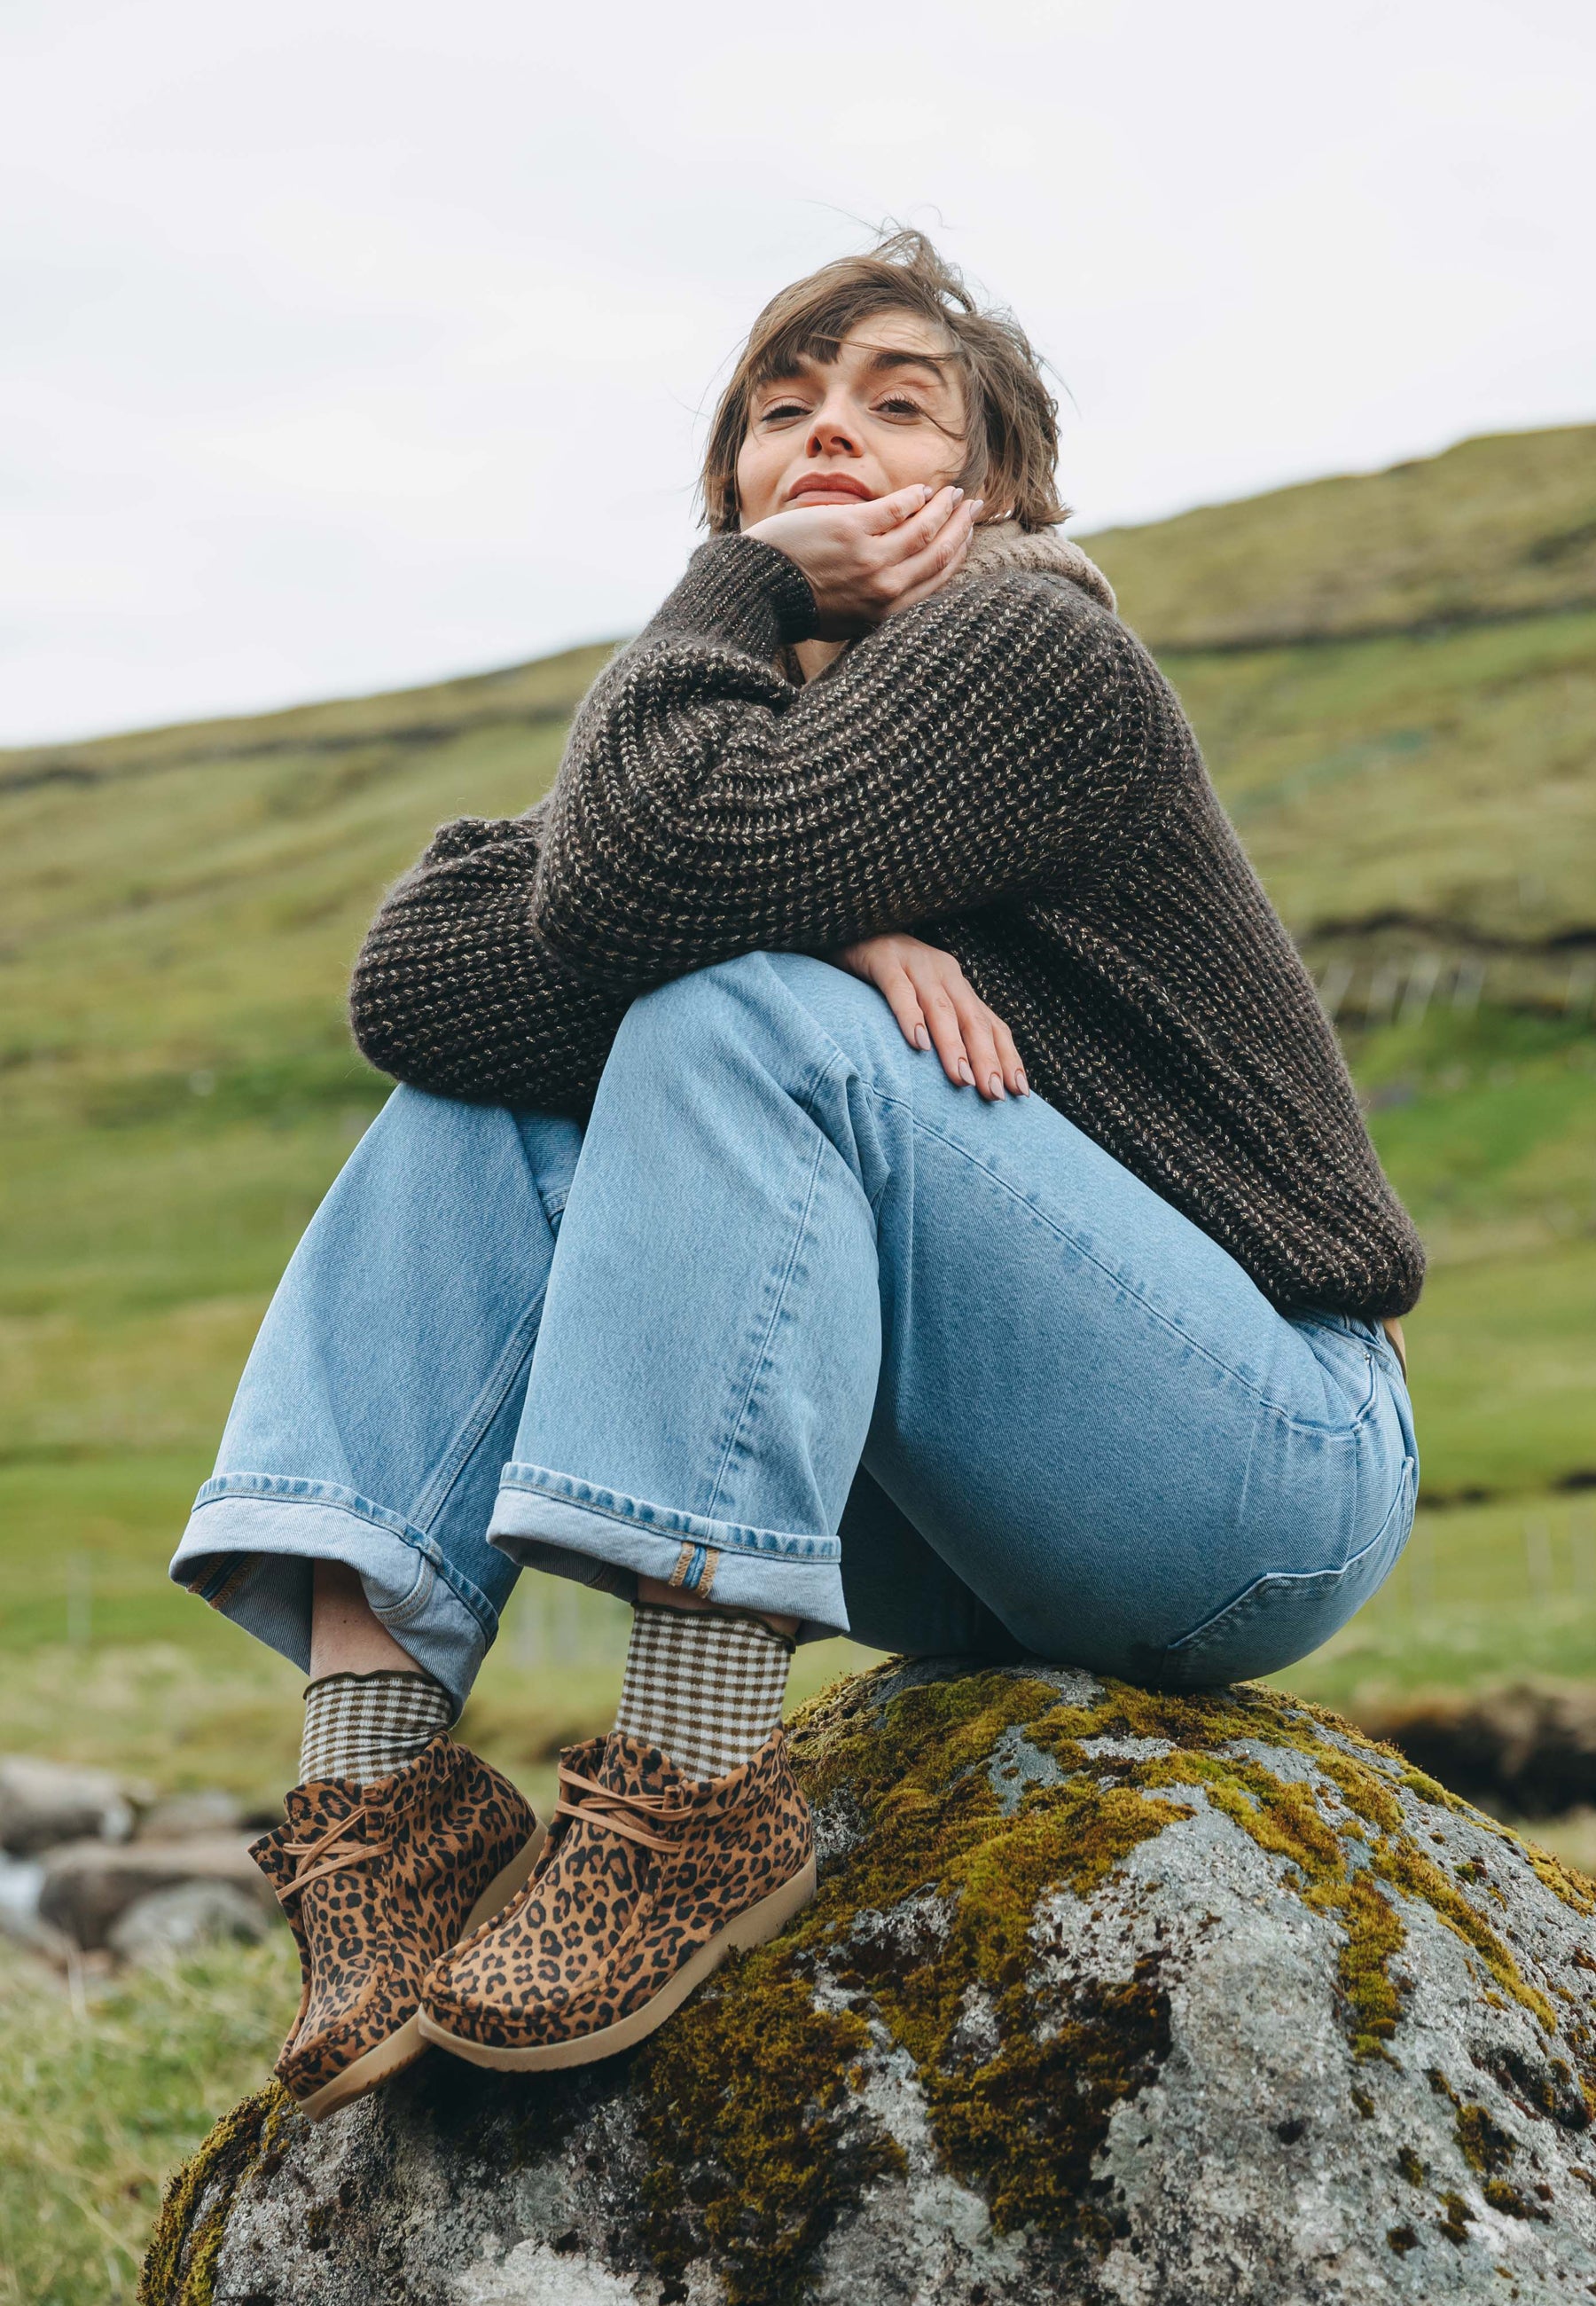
[991,1011,1029,1096]
[951,984,1006,1101]
[919,979,973,1088]
[861,482,939,534]
[917,973,1023,1101]
[896,483,965,552]
[891,498,982,612]
[875,962,930,1051]
[837,934,1025,1098]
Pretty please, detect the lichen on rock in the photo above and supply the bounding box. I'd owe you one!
[142,1659,1596,2303]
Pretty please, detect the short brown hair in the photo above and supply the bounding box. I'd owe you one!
[700,228,1067,534]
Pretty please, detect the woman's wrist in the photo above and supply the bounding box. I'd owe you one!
[647,534,818,657]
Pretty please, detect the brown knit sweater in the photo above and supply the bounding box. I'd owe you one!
[350,526,1425,1318]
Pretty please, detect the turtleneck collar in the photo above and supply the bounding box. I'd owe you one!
[957,518,1116,613]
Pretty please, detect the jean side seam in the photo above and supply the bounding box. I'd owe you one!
[407,1284,547,1532]
[788,1042,888,1227]
[858,1078,1371,1435]
[702,1126,832,1526]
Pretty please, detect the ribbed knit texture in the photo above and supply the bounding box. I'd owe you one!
[299,1670,451,1786]
[351,523,1424,1319]
[614,1604,793,1780]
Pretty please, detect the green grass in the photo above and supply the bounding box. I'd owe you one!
[0,1935,300,2306]
[1090,423,1596,648]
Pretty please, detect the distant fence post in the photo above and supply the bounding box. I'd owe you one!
[66,1552,92,1647]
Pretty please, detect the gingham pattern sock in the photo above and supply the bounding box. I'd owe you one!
[299,1670,451,1786]
[614,1603,794,1780]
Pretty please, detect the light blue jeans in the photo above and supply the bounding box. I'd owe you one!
[170,952,1418,1713]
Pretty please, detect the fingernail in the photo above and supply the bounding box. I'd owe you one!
[988,1071,1004,1099]
[958,1060,974,1086]
[970,498,986,517]
[951,487,965,503]
[914,1024,930,1051]
[1015,1069,1029,1096]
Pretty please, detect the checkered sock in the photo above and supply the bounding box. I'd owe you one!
[614,1603,794,1780]
[299,1669,452,1787]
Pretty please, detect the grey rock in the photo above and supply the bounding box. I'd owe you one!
[137,1788,246,1841]
[0,1754,133,1854]
[40,1834,277,1949]
[108,1879,271,1965]
[148,1660,1596,2304]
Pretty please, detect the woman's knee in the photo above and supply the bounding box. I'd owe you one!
[614,951,891,1079]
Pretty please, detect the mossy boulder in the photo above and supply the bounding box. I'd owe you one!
[142,1659,1596,2304]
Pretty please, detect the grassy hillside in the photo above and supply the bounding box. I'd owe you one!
[1091,423,1596,647]
[2,421,1593,1802]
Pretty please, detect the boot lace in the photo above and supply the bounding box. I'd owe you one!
[554,1764,697,1853]
[276,1805,392,1903]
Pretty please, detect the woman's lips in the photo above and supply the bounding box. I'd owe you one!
[786,474,874,504]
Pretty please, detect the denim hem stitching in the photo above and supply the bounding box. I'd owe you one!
[495,1469,840,1563]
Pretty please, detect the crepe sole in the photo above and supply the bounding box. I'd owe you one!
[295,1824,549,2122]
[418,1855,819,2072]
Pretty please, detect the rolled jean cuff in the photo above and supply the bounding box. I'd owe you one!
[489,1463,849,1643]
[168,1476,498,1714]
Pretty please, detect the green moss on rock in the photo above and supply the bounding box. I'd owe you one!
[138,2084,293,2306]
[636,1973,900,2306]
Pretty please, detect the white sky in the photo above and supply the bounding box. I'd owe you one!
[4,0,1592,746]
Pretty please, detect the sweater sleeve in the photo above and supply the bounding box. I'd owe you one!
[528,532,1171,989]
[349,811,632,1109]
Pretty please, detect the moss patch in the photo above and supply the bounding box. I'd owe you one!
[635,1973,900,2306]
[1339,1877,1408,2059]
[138,2083,293,2306]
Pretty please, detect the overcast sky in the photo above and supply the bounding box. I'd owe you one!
[4,0,1592,746]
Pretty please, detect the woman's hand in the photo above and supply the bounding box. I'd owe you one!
[830,932,1028,1102]
[744,484,982,639]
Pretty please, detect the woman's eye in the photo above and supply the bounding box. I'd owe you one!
[761,400,809,424]
[876,396,926,419]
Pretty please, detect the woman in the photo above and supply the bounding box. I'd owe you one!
[169,231,1422,2120]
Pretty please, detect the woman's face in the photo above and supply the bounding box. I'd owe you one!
[735,311,968,526]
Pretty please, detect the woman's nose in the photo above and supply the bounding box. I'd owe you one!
[806,401,860,457]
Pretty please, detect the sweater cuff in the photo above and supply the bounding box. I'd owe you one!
[646,535,819,656]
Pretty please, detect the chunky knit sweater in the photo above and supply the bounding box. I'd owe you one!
[350,526,1425,1318]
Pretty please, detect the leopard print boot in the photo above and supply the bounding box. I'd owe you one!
[417,1728,815,2071]
[250,1734,544,2119]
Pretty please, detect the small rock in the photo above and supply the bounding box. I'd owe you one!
[1369,1680,1596,1817]
[39,1836,278,1949]
[137,1790,245,1841]
[108,1881,271,1965]
[0,1755,133,1855]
